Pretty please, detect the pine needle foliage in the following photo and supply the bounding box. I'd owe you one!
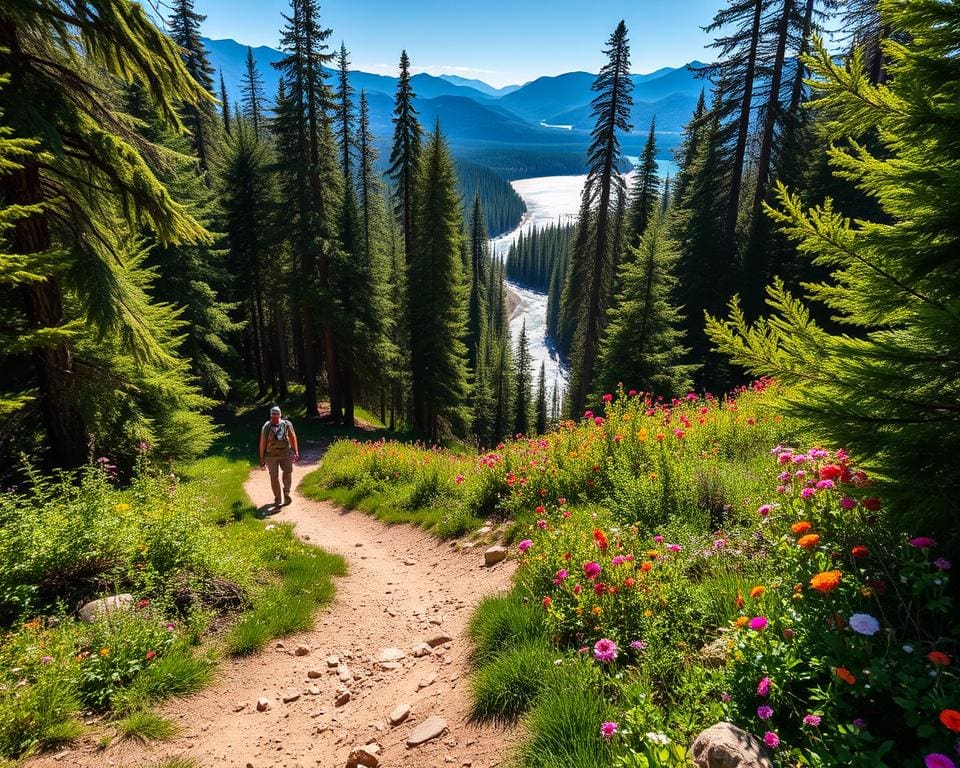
[706,4,960,537]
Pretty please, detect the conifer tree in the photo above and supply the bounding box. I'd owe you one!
[471,335,494,446]
[595,211,694,397]
[408,125,470,442]
[512,321,533,436]
[467,194,489,370]
[535,362,548,435]
[707,3,960,536]
[0,0,214,464]
[671,91,707,204]
[388,50,422,264]
[565,21,633,414]
[219,70,231,134]
[242,46,266,136]
[490,331,513,444]
[626,119,659,249]
[334,43,354,180]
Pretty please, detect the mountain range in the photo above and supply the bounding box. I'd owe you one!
[203,37,705,177]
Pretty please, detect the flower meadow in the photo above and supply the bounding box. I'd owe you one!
[314,385,960,767]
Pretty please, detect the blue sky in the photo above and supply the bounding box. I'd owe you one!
[191,0,718,87]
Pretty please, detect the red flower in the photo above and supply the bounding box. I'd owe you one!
[624,577,635,588]
[819,464,843,481]
[928,651,951,666]
[594,582,606,596]
[594,529,608,550]
[862,497,882,511]
[145,650,156,661]
[542,596,552,608]
[867,578,888,595]
[851,545,869,559]
[939,709,960,733]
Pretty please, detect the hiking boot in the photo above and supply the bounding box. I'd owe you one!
[274,497,282,508]
[284,493,292,506]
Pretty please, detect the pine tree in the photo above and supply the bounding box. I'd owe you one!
[241,46,266,136]
[219,70,231,134]
[535,362,548,435]
[595,211,694,397]
[467,194,489,370]
[512,321,533,436]
[626,119,659,249]
[388,50,422,265]
[334,43,354,180]
[566,21,633,415]
[707,4,960,539]
[490,330,513,444]
[408,124,470,442]
[471,334,494,446]
[0,0,214,464]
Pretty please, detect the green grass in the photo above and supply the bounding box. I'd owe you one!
[467,589,550,667]
[114,645,215,714]
[143,759,201,768]
[471,638,556,721]
[116,710,179,742]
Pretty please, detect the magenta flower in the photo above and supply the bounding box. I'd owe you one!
[455,474,465,485]
[801,487,815,499]
[553,569,568,585]
[653,535,664,544]
[630,640,647,651]
[756,677,771,697]
[757,705,774,720]
[748,616,768,631]
[518,539,533,553]
[925,755,957,768]
[816,479,835,490]
[600,721,618,740]
[763,731,780,749]
[593,638,618,663]
[934,557,952,571]
[720,692,731,702]
[536,519,547,530]
[910,537,937,549]
[611,555,626,566]
[758,504,771,517]
[840,496,857,510]
[852,718,867,728]
[583,561,601,580]
[803,714,822,727]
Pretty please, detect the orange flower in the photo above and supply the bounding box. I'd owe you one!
[835,667,856,685]
[810,570,842,593]
[640,562,652,573]
[23,619,41,631]
[646,550,660,560]
[542,596,552,608]
[735,616,749,629]
[940,709,960,733]
[928,651,951,666]
[592,606,602,616]
[798,534,821,550]
[792,521,812,535]
[750,586,766,599]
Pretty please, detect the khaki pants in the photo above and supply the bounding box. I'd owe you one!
[265,456,293,503]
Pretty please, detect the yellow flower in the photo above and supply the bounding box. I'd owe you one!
[99,647,110,657]
[576,607,584,616]
[592,606,602,616]
[637,428,648,442]
[643,609,653,618]
[114,503,131,512]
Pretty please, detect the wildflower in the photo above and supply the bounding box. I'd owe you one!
[40,655,53,664]
[600,721,618,740]
[114,503,131,512]
[816,479,835,490]
[934,557,952,570]
[735,593,745,609]
[594,529,608,549]
[100,647,110,657]
[851,545,869,558]
[924,754,957,768]
[630,640,647,651]
[165,622,176,631]
[791,521,812,535]
[593,638,618,662]
[911,536,938,549]
[763,732,779,749]
[798,534,820,550]
[862,497,882,511]
[940,709,960,734]
[721,692,731,702]
[667,543,682,553]
[928,651,951,666]
[758,504,772,517]
[757,677,771,696]
[584,410,593,419]
[583,562,601,580]
[845,613,880,636]
[735,617,749,629]
[145,650,156,661]
[748,616,768,631]
[750,586,765,599]
[592,606,602,616]
[801,487,815,499]
[852,718,868,728]
[840,496,857,510]
[653,535,664,544]
[542,596,552,608]
[643,609,653,618]
[835,667,856,685]
[536,519,547,531]
[783,628,794,639]
[810,570,842,593]
[455,474,465,485]
[602,393,613,403]
[819,465,842,480]
[757,705,774,720]
[594,582,606,596]
[553,569,568,585]
[646,732,670,746]
[803,714,822,727]
[594,417,604,427]
[518,539,533,553]
[611,555,626,566]
[137,598,150,609]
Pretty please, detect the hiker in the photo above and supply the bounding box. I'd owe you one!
[259,405,300,507]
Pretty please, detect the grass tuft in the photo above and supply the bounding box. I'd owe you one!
[468,589,550,667]
[117,710,179,742]
[470,638,555,721]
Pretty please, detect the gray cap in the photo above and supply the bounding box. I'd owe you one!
[270,406,282,414]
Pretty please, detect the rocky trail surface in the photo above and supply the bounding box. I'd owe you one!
[31,440,518,768]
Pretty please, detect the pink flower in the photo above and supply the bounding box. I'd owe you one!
[925,755,957,768]
[593,638,618,663]
[552,569,568,585]
[667,544,682,553]
[763,732,780,749]
[630,640,647,651]
[840,496,857,510]
[602,393,613,403]
[40,655,53,664]
[803,714,822,727]
[720,692,731,702]
[801,487,815,499]
[934,557,952,571]
[600,721,618,740]
[777,452,793,464]
[757,705,774,720]
[758,504,772,517]
[816,479,835,490]
[537,519,547,530]
[594,417,604,426]
[583,562,601,580]
[910,537,937,549]
[518,539,533,553]
[748,617,768,631]
[757,677,771,696]
[653,535,664,544]
[584,410,594,419]
[611,555,626,566]
[455,474,465,485]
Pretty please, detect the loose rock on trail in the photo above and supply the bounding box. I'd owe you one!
[29,441,517,768]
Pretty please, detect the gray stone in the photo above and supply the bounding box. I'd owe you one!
[484,546,507,566]
[378,647,406,663]
[388,703,411,726]
[424,632,452,648]
[699,638,729,669]
[407,715,448,747]
[78,594,134,623]
[689,722,772,768]
[412,642,433,658]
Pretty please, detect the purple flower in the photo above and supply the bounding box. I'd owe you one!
[553,569,568,585]
[756,677,771,697]
[713,539,727,549]
[816,479,835,490]
[40,655,54,664]
[748,616,768,631]
[934,557,952,571]
[611,555,626,566]
[600,721,618,740]
[757,705,774,720]
[803,714,822,727]
[720,692,731,702]
[848,613,881,636]
[840,496,857,510]
[910,537,937,549]
[852,718,867,729]
[629,640,647,651]
[593,638,618,663]
[801,487,815,499]
[758,504,772,517]
[518,539,533,553]
[763,731,780,749]
[777,471,791,482]
[925,755,957,768]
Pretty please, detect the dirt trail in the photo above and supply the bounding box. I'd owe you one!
[34,440,518,768]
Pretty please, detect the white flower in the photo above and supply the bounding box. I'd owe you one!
[848,613,881,636]
[645,732,670,746]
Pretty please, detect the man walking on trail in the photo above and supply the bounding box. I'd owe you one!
[259,406,300,508]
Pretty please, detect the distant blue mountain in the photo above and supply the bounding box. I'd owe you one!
[438,75,520,97]
[545,92,702,133]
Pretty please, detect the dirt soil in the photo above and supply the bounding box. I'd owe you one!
[30,440,518,768]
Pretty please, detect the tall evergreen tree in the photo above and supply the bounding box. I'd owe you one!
[512,321,532,436]
[626,119,659,248]
[707,1,960,544]
[490,330,513,444]
[0,0,214,464]
[565,20,633,415]
[241,45,266,136]
[467,194,489,370]
[594,211,694,397]
[334,42,354,180]
[408,125,470,442]
[535,362,548,436]
[219,69,231,134]
[387,50,422,265]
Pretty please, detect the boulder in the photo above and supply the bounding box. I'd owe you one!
[378,647,406,663]
[78,594,134,623]
[256,697,270,712]
[698,637,729,668]
[484,546,507,566]
[689,722,772,768]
